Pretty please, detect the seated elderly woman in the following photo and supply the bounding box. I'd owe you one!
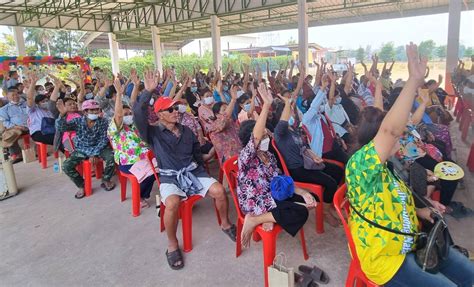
[108,79,155,207]
[237,83,317,248]
[56,99,116,199]
[346,43,473,287]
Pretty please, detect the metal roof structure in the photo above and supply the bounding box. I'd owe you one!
[1,0,473,46]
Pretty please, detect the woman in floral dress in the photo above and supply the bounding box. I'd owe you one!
[237,83,317,248]
[108,79,155,208]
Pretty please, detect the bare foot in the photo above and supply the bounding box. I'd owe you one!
[241,214,258,248]
[324,210,340,227]
[262,222,274,232]
[140,199,150,208]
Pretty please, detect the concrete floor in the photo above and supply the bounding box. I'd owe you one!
[1,123,473,287]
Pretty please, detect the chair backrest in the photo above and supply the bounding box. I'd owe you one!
[222,155,245,221]
[301,124,312,143]
[146,150,161,186]
[270,138,290,176]
[333,184,362,269]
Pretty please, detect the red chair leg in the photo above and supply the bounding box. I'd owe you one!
[253,231,262,242]
[260,232,277,287]
[54,151,59,159]
[431,190,441,202]
[95,160,103,179]
[299,228,309,260]
[38,143,47,169]
[182,203,194,253]
[119,173,127,202]
[131,177,141,217]
[236,219,242,257]
[160,203,165,232]
[22,135,30,149]
[83,160,92,197]
[467,143,474,172]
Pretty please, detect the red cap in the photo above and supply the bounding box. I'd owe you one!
[153,96,180,113]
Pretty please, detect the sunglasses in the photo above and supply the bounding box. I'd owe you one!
[160,105,179,113]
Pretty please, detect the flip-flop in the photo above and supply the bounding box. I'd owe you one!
[222,224,237,242]
[100,182,116,191]
[295,272,319,287]
[166,248,184,270]
[450,205,474,219]
[299,265,330,284]
[74,191,85,199]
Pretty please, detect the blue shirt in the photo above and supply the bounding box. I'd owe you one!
[302,86,327,156]
[56,116,109,156]
[413,101,433,124]
[0,101,28,129]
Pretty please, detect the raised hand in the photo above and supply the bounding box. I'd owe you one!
[130,68,140,85]
[321,74,329,90]
[257,82,272,106]
[56,99,67,116]
[113,77,124,96]
[418,88,430,105]
[143,69,159,92]
[230,85,238,100]
[406,42,428,82]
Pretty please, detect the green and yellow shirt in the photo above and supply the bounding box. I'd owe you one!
[346,140,419,285]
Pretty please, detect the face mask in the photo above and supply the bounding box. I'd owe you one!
[204,97,214,105]
[85,93,94,100]
[149,97,155,106]
[87,113,99,121]
[223,86,229,92]
[288,116,295,126]
[191,86,198,93]
[178,104,187,113]
[38,90,46,96]
[319,105,325,113]
[243,103,251,112]
[39,102,49,109]
[335,97,342,104]
[237,90,245,98]
[259,137,270,152]
[123,115,133,126]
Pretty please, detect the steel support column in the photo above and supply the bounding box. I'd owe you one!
[108,33,120,75]
[297,0,308,71]
[445,0,462,94]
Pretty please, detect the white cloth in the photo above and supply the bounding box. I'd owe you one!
[159,177,217,203]
[324,103,351,137]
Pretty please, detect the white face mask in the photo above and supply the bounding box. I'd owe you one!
[87,113,99,121]
[123,115,133,125]
[39,102,49,109]
[203,97,214,105]
[243,103,251,112]
[335,96,342,104]
[149,98,155,106]
[259,137,270,152]
[38,90,46,96]
[178,104,187,113]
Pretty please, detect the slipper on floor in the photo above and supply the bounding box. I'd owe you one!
[166,248,184,270]
[74,192,85,199]
[295,272,319,287]
[222,224,237,242]
[299,265,330,284]
[100,182,116,191]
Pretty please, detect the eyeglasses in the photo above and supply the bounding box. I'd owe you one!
[160,105,179,113]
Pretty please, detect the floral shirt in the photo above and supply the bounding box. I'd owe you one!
[179,112,202,139]
[237,136,279,215]
[208,114,241,163]
[198,104,215,133]
[107,120,149,165]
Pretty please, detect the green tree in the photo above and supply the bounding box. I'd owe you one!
[0,33,16,55]
[395,45,407,61]
[459,44,466,58]
[286,37,297,45]
[436,45,447,59]
[355,47,365,63]
[52,30,85,57]
[465,47,474,58]
[418,40,436,60]
[378,42,396,62]
[25,28,55,55]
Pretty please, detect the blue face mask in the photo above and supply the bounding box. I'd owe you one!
[85,93,94,100]
[223,86,229,92]
[288,116,295,126]
[335,97,342,105]
[243,103,251,112]
[191,86,198,93]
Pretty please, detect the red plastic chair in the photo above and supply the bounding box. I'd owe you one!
[301,124,345,171]
[21,134,30,149]
[35,142,59,169]
[67,135,104,196]
[271,139,325,234]
[459,108,472,142]
[467,143,474,172]
[118,151,157,217]
[333,184,379,287]
[223,156,309,287]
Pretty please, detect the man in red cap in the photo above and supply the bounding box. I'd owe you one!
[133,70,236,270]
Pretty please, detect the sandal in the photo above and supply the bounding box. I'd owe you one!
[74,189,85,199]
[222,224,237,242]
[166,248,184,270]
[299,265,330,284]
[100,182,116,191]
[295,272,319,287]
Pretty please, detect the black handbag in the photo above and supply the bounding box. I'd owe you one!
[300,146,325,171]
[349,170,452,274]
[41,117,56,135]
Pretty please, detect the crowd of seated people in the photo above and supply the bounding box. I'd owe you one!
[0,44,473,285]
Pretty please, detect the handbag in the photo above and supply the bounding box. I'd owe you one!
[41,117,56,135]
[300,146,325,171]
[349,169,452,274]
[21,148,36,163]
[268,253,295,287]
